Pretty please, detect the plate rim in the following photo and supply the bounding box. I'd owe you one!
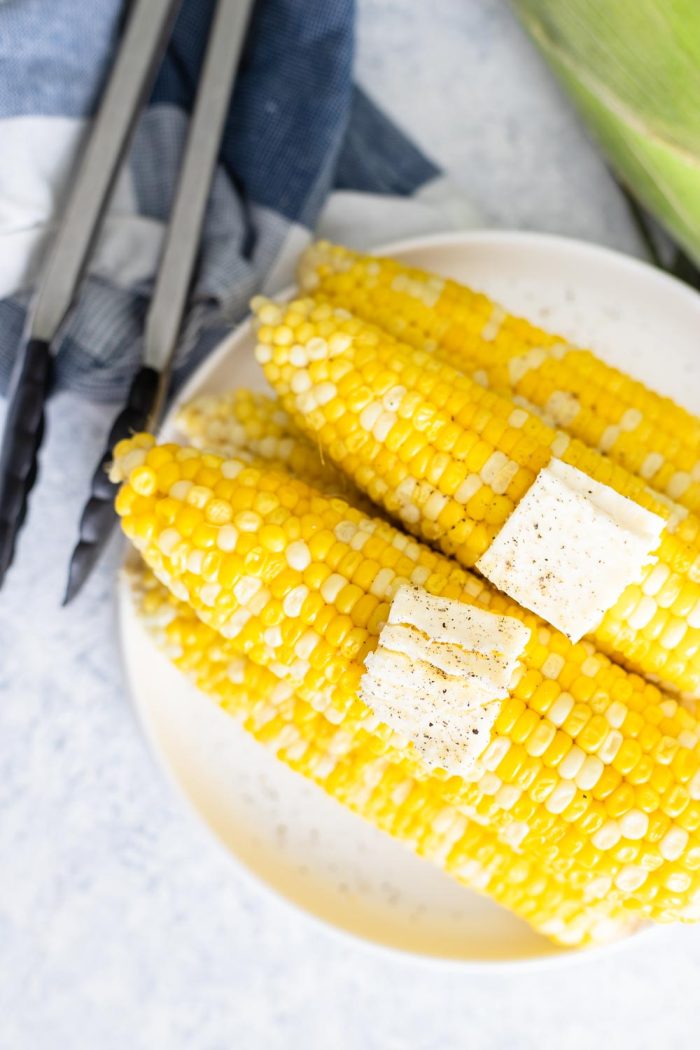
[118,227,690,970]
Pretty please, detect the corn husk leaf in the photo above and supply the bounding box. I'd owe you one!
[512,0,700,265]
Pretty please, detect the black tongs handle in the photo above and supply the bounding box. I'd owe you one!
[63,365,160,603]
[0,339,53,585]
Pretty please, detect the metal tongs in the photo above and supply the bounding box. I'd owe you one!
[0,0,253,602]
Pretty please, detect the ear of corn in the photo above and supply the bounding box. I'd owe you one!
[251,294,700,698]
[131,562,641,948]
[114,435,700,924]
[298,241,700,517]
[176,388,370,511]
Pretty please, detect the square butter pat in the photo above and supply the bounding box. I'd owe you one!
[475,459,665,642]
[359,586,530,776]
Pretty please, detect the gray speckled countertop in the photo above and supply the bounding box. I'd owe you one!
[2,2,699,1047]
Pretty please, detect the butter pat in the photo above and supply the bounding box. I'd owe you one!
[476,459,665,642]
[360,586,530,776]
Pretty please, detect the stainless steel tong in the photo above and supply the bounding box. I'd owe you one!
[0,0,253,602]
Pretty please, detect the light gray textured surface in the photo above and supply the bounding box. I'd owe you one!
[1,1,699,1047]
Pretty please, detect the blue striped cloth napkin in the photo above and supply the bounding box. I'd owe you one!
[0,0,471,405]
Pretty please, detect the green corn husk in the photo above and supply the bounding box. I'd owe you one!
[512,0,700,265]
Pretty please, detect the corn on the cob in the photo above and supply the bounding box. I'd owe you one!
[252,295,700,697]
[299,241,700,516]
[114,436,700,923]
[132,562,641,947]
[176,388,369,509]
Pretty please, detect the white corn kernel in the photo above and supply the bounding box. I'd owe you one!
[660,618,686,650]
[373,411,396,442]
[481,451,508,489]
[328,332,352,356]
[598,729,623,763]
[320,573,347,603]
[359,402,382,431]
[545,780,577,814]
[289,659,311,681]
[501,821,530,849]
[679,731,699,751]
[295,629,320,660]
[264,627,283,647]
[481,737,511,771]
[157,528,181,556]
[559,745,586,780]
[216,525,239,552]
[584,875,613,901]
[233,576,261,605]
[169,480,193,501]
[199,583,220,607]
[454,476,482,503]
[423,490,448,522]
[642,563,669,597]
[508,408,529,428]
[599,425,620,452]
[576,755,604,791]
[121,448,148,475]
[548,692,574,727]
[605,701,627,729]
[581,656,602,677]
[335,521,356,543]
[286,541,311,571]
[187,549,204,574]
[615,865,647,892]
[495,784,521,810]
[283,584,309,618]
[220,608,251,638]
[314,382,336,406]
[619,809,649,840]
[169,580,189,602]
[659,827,689,862]
[350,531,370,551]
[481,305,506,341]
[410,565,430,586]
[291,370,311,394]
[592,820,621,850]
[479,773,502,796]
[187,485,215,509]
[550,433,570,457]
[541,654,565,680]
[627,596,657,631]
[668,471,691,500]
[221,459,244,479]
[666,872,692,893]
[370,567,396,598]
[290,345,308,367]
[235,510,262,533]
[640,452,664,480]
[395,477,417,502]
[619,408,642,431]
[307,337,329,360]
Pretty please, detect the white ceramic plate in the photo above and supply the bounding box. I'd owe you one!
[119,230,700,968]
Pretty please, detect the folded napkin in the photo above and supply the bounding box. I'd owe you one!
[0,0,474,404]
